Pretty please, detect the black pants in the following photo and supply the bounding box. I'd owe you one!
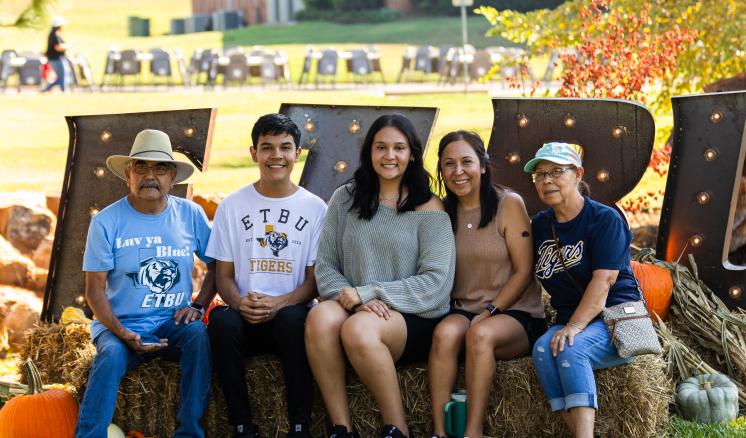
[208,304,312,427]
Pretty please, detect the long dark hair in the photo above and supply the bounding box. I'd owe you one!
[348,114,433,220]
[437,130,500,232]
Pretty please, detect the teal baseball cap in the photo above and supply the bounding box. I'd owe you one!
[523,142,583,173]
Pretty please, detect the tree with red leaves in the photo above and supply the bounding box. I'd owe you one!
[558,0,697,103]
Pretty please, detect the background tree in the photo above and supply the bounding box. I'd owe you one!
[13,0,58,28]
[477,0,745,111]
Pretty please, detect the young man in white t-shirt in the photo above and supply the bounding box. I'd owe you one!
[206,113,327,438]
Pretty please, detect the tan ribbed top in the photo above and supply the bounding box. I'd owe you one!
[451,192,545,318]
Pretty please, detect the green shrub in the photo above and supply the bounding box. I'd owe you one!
[296,7,401,23]
[415,0,564,16]
[331,0,383,11]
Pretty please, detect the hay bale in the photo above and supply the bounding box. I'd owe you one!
[486,355,670,437]
[20,322,93,388]
[22,323,670,438]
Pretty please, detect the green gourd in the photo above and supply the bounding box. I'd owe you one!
[675,373,739,423]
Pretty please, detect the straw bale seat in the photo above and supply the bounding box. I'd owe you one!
[21,321,670,437]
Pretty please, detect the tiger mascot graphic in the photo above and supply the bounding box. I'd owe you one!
[127,257,181,293]
[257,224,289,257]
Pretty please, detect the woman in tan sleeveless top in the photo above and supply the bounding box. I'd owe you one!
[428,131,547,438]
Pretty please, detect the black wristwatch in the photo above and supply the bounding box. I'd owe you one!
[485,303,503,316]
[190,302,205,316]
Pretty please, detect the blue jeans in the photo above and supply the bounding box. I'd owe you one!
[532,319,631,412]
[43,58,69,92]
[74,318,212,438]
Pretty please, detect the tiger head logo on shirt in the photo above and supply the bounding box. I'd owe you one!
[126,257,181,293]
[256,224,289,256]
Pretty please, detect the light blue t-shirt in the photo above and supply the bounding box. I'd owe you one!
[83,195,212,341]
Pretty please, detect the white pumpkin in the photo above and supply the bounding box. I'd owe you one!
[675,373,739,423]
[108,423,126,438]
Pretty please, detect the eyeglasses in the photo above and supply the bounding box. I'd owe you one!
[129,161,174,176]
[531,166,574,183]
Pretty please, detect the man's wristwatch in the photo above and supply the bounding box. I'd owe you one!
[190,302,205,316]
[485,303,503,316]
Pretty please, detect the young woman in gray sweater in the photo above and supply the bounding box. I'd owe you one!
[306,114,456,438]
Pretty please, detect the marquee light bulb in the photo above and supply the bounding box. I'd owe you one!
[729,286,742,299]
[304,118,316,132]
[696,192,711,205]
[703,148,718,161]
[349,119,361,134]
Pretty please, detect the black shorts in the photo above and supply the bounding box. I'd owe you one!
[447,305,547,349]
[503,309,547,348]
[396,312,443,366]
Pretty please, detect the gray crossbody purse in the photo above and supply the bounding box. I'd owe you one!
[551,223,661,358]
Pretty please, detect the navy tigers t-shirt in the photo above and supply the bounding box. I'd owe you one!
[532,196,640,325]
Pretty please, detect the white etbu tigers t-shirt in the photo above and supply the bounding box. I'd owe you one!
[83,196,212,341]
[206,184,327,297]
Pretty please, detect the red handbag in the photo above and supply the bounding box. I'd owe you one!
[42,62,57,83]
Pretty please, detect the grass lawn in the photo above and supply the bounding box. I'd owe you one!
[0,89,497,194]
[0,89,668,207]
[0,0,660,199]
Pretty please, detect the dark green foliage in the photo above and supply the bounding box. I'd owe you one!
[331,0,384,11]
[415,0,564,17]
[296,7,401,23]
[302,0,334,10]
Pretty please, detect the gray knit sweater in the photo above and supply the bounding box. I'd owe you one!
[315,185,455,319]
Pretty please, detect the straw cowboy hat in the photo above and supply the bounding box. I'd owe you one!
[51,16,68,28]
[106,129,195,184]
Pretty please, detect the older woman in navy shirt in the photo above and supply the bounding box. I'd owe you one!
[526,142,640,438]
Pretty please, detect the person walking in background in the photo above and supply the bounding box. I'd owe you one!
[42,15,71,92]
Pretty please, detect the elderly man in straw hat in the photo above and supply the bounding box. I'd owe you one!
[75,129,216,438]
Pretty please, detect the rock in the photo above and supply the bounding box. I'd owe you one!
[192,194,223,221]
[32,235,54,269]
[0,285,41,351]
[46,194,61,218]
[0,235,46,295]
[0,192,48,210]
[0,204,56,255]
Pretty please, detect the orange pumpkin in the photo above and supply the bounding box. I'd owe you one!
[0,359,78,437]
[631,260,674,321]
